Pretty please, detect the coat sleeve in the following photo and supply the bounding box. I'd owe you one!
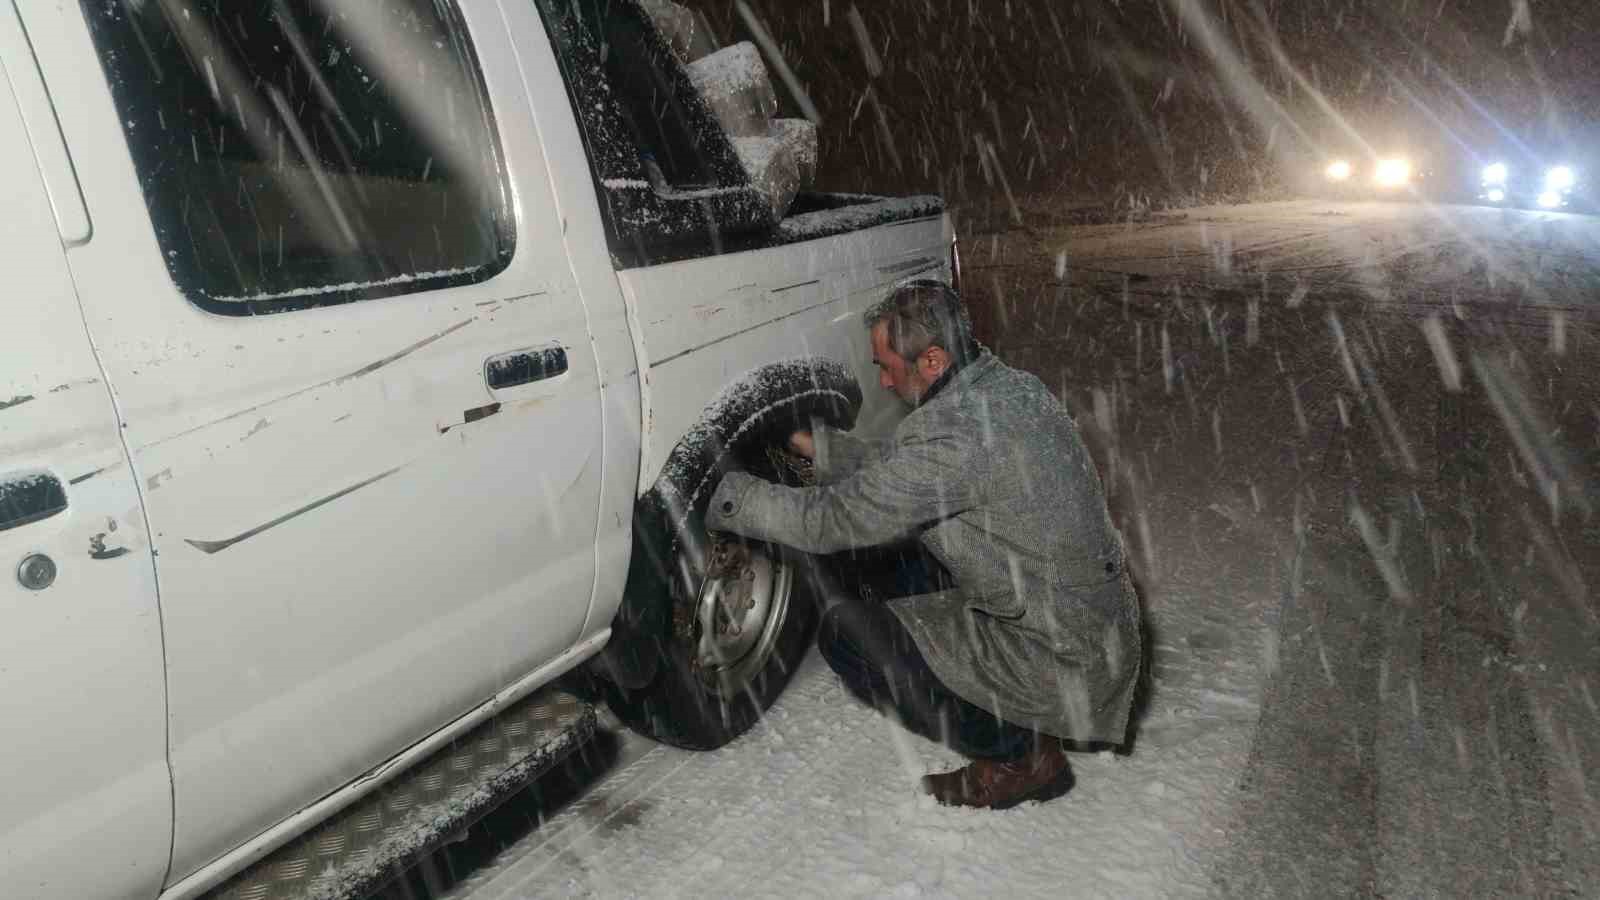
[812,425,886,483]
[707,425,985,555]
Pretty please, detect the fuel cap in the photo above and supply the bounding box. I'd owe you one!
[17,553,56,591]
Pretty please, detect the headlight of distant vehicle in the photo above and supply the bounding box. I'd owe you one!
[1482,162,1508,185]
[1486,188,1506,203]
[1545,165,1576,191]
[1537,191,1564,208]
[1373,158,1411,188]
[1325,160,1353,181]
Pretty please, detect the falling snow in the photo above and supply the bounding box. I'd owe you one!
[37,0,1600,896]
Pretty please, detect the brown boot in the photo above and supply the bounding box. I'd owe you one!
[920,739,1075,810]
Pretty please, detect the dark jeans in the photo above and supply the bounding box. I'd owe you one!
[815,562,1039,761]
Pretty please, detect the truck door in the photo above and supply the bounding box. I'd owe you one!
[0,9,171,898]
[19,0,604,882]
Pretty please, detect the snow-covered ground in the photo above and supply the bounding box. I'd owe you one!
[388,200,1599,899]
[441,604,1261,899]
[443,583,1261,900]
[432,459,1285,897]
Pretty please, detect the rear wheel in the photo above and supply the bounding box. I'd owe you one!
[601,367,858,749]
[692,537,797,696]
[602,482,821,750]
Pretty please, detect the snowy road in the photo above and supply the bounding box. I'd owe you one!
[380,201,1600,899]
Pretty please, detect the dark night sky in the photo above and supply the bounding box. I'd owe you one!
[712,0,1600,203]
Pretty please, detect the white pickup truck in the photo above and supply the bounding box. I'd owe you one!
[0,0,953,897]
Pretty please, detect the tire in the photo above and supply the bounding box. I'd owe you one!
[602,522,821,750]
[601,364,860,750]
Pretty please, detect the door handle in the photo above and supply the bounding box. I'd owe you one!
[485,346,568,390]
[0,471,68,532]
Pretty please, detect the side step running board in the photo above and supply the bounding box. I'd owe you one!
[208,688,595,900]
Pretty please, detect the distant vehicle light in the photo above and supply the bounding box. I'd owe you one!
[1325,160,1353,181]
[1374,158,1411,187]
[1482,163,1508,185]
[1486,188,1506,203]
[1537,191,1563,208]
[1546,166,1576,191]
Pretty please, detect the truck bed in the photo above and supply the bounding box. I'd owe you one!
[621,192,945,267]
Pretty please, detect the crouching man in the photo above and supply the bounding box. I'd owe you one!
[706,279,1142,810]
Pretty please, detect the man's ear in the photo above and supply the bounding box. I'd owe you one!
[920,346,950,378]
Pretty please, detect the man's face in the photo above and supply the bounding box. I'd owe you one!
[870,322,940,406]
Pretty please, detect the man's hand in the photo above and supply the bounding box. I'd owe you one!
[788,430,816,460]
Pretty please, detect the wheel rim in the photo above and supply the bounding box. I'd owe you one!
[693,542,793,696]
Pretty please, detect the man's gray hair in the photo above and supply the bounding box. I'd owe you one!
[862,279,980,364]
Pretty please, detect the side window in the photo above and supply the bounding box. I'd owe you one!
[532,0,772,266]
[81,0,514,315]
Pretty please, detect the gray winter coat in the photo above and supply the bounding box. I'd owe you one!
[707,353,1141,744]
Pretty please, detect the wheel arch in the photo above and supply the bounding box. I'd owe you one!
[592,357,862,689]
